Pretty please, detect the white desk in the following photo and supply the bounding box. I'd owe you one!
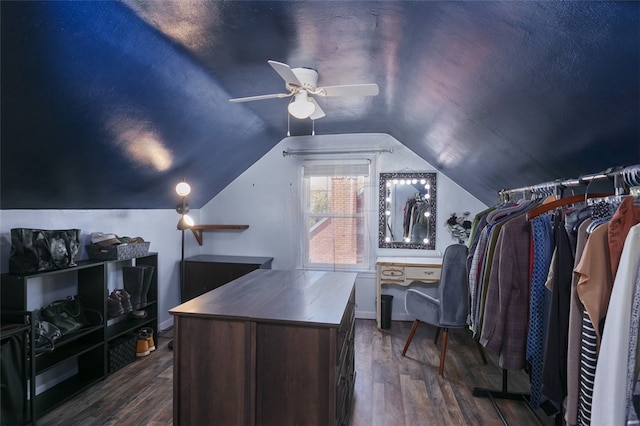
[376,257,443,329]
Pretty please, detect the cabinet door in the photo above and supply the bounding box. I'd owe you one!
[255,323,334,425]
[183,262,260,301]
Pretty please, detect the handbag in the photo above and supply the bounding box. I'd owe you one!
[33,314,62,353]
[41,296,102,336]
[9,228,80,275]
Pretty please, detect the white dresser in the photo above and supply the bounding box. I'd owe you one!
[376,257,443,329]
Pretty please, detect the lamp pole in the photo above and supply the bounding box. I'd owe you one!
[171,181,192,351]
[180,224,185,303]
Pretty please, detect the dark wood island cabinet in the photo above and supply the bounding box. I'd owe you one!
[182,255,273,302]
[170,269,356,426]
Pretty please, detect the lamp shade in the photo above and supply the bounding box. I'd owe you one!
[176,182,191,197]
[177,214,195,230]
[288,91,315,119]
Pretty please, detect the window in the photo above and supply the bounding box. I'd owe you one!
[302,159,371,270]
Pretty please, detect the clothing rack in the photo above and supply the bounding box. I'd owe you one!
[473,163,640,425]
[498,165,640,202]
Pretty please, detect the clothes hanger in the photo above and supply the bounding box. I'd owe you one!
[526,192,612,221]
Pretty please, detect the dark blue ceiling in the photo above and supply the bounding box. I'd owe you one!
[1,1,638,209]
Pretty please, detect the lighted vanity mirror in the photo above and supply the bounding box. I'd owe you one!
[378,172,437,249]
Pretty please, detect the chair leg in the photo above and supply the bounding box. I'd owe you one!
[476,340,488,364]
[402,320,420,356]
[439,328,449,377]
[434,327,441,345]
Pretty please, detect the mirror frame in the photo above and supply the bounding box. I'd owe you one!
[378,172,437,250]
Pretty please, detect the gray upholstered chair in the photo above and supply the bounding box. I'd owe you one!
[401,243,487,377]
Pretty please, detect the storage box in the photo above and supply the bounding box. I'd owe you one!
[86,242,150,261]
[108,334,136,373]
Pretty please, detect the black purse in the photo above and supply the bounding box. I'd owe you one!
[41,296,102,336]
[33,314,62,353]
[9,228,80,275]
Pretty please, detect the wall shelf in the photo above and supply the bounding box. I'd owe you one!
[189,225,249,246]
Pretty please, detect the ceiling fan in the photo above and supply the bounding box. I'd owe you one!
[229,60,379,120]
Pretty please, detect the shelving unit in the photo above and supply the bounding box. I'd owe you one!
[0,311,35,425]
[0,253,158,421]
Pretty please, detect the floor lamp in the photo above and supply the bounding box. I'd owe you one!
[169,181,194,350]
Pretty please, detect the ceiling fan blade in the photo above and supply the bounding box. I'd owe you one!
[268,60,301,86]
[229,92,292,103]
[309,97,326,120]
[318,83,379,97]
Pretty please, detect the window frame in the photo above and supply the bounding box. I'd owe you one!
[300,157,374,272]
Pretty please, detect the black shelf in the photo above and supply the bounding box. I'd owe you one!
[35,330,103,373]
[106,302,158,340]
[0,253,158,422]
[0,311,35,426]
[33,362,104,418]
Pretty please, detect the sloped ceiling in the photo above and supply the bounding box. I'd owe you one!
[1,1,638,209]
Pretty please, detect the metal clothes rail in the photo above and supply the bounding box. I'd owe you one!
[498,164,640,202]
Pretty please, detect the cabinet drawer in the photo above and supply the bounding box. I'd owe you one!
[337,289,355,359]
[378,266,405,281]
[405,266,441,282]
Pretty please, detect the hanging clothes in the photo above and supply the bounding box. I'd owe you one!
[541,211,576,404]
[575,222,614,350]
[527,213,554,409]
[479,212,532,370]
[565,217,593,426]
[608,197,640,275]
[469,200,537,338]
[591,222,640,423]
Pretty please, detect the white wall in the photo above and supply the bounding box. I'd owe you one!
[0,133,489,328]
[199,133,488,320]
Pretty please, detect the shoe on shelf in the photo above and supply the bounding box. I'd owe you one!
[131,310,147,319]
[139,265,155,307]
[123,266,145,310]
[107,292,124,318]
[136,330,150,357]
[139,327,155,351]
[115,289,133,313]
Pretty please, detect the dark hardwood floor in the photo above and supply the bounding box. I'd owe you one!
[38,319,556,425]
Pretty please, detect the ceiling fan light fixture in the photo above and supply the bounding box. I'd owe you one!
[288,91,316,119]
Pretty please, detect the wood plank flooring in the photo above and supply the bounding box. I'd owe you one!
[38,320,556,426]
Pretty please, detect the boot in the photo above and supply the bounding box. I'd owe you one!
[122,266,144,310]
[139,327,155,351]
[139,265,155,308]
[115,289,133,313]
[107,292,124,318]
[136,330,150,357]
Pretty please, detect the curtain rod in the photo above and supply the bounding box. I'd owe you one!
[282,147,393,157]
[499,164,639,198]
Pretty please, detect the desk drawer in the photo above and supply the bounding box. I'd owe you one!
[378,265,405,281]
[405,266,441,282]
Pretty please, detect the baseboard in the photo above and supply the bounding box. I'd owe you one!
[159,318,174,332]
[355,310,413,321]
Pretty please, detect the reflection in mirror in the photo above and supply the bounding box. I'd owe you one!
[378,172,437,249]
